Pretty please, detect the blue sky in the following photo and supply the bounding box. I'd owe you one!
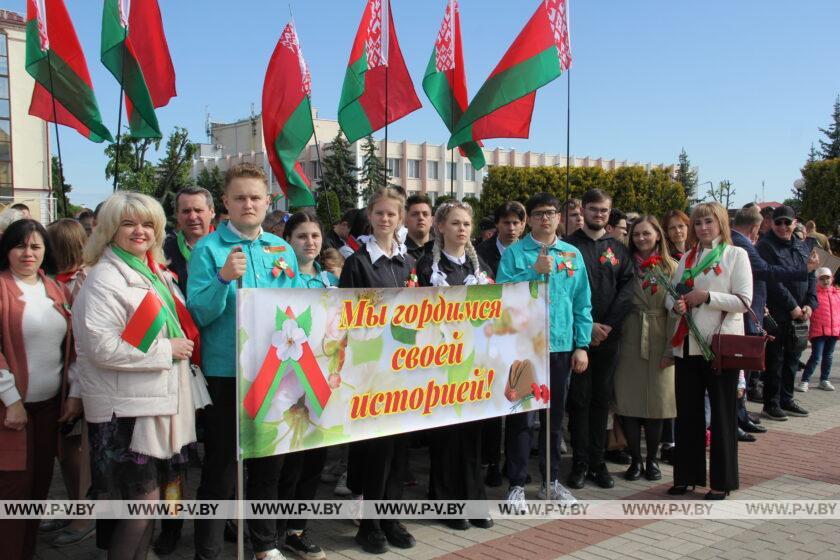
[7,0,840,209]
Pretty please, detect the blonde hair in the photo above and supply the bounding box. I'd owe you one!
[628,215,676,275]
[431,201,483,276]
[366,187,405,244]
[687,202,732,247]
[84,192,167,266]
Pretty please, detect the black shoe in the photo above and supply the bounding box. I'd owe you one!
[223,520,237,543]
[355,528,388,554]
[659,445,674,465]
[645,460,662,481]
[470,518,494,529]
[748,412,762,424]
[704,490,730,500]
[747,387,764,403]
[152,527,181,556]
[284,530,326,560]
[566,462,587,489]
[667,485,695,495]
[781,401,809,417]
[485,463,503,488]
[738,428,757,442]
[442,519,470,531]
[382,522,415,549]
[586,463,615,489]
[762,406,788,421]
[624,461,643,481]
[741,419,767,433]
[604,448,632,465]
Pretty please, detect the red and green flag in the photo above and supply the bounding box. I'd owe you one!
[422,0,485,170]
[262,22,316,207]
[121,290,166,352]
[447,0,572,150]
[338,0,421,144]
[25,0,112,143]
[101,0,176,139]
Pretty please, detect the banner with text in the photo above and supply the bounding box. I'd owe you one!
[237,281,549,459]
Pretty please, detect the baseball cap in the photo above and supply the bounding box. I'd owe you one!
[772,206,796,221]
[817,267,832,278]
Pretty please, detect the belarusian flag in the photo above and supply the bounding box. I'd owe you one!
[423,0,485,170]
[448,0,572,150]
[262,22,315,207]
[25,0,112,143]
[101,0,176,139]
[338,0,421,144]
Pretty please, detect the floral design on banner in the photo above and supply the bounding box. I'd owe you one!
[599,247,618,266]
[272,256,295,279]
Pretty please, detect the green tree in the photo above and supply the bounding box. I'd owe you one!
[705,180,736,209]
[819,95,840,160]
[153,127,197,221]
[807,143,820,164]
[51,156,80,218]
[196,166,225,212]
[319,132,358,212]
[799,159,840,232]
[462,195,482,224]
[316,190,340,228]
[104,132,159,194]
[359,135,387,202]
[676,148,699,207]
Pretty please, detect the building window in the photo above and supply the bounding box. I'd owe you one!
[387,158,401,178]
[428,191,437,205]
[446,162,457,181]
[427,161,439,180]
[464,163,476,182]
[310,161,321,180]
[0,34,10,197]
[407,159,421,179]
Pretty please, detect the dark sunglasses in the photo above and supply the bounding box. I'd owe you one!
[774,219,793,226]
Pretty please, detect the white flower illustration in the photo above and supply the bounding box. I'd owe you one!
[272,320,307,363]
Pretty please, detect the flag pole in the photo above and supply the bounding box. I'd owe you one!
[564,70,571,229]
[45,51,69,218]
[384,63,389,188]
[450,70,455,199]
[112,26,129,191]
[235,275,245,560]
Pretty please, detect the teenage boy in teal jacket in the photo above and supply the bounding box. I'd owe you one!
[187,163,300,560]
[496,192,592,510]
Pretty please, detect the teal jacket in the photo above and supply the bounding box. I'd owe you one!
[299,262,339,288]
[187,222,300,377]
[496,234,593,353]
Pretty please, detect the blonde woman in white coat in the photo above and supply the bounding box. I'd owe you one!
[665,203,752,501]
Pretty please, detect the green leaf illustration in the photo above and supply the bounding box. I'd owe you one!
[349,336,383,365]
[465,284,504,327]
[239,416,279,459]
[391,324,417,345]
[529,281,539,299]
[297,307,313,337]
[275,306,288,331]
[302,424,350,448]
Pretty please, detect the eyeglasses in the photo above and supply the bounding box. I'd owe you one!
[586,207,610,215]
[531,210,558,220]
[774,219,793,226]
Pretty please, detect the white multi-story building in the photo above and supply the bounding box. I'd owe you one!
[0,9,55,222]
[192,108,674,206]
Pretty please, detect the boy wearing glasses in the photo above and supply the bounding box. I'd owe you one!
[564,189,635,490]
[496,193,592,510]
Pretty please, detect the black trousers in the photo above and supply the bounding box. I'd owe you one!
[673,356,739,491]
[276,447,327,534]
[505,352,570,486]
[347,434,409,532]
[568,340,620,467]
[194,377,285,558]
[429,420,485,501]
[479,416,502,465]
[764,331,802,410]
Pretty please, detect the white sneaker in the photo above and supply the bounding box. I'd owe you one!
[334,471,351,496]
[254,549,287,560]
[795,381,809,392]
[820,380,836,391]
[349,493,363,527]
[537,480,577,504]
[505,485,527,514]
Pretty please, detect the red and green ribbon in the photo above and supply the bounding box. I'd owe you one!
[672,243,726,347]
[176,231,192,262]
[243,306,331,423]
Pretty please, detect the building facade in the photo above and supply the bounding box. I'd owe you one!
[0,10,54,222]
[193,108,674,207]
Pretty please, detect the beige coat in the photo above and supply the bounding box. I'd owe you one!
[615,277,677,419]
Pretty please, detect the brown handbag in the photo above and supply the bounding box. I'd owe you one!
[710,295,771,373]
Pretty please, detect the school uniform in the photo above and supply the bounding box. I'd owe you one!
[339,238,416,542]
[416,251,493,503]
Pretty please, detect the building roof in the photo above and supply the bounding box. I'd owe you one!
[756,201,783,209]
[0,10,24,28]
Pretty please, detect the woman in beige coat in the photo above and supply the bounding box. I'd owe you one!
[614,216,677,482]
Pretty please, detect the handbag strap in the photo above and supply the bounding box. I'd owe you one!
[715,293,765,337]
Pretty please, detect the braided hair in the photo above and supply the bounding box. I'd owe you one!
[432,201,483,281]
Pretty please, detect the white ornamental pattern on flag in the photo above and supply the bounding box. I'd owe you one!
[546,0,572,71]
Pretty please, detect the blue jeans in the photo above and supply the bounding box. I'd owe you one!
[801,336,838,383]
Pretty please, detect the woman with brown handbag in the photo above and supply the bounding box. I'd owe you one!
[665,203,753,500]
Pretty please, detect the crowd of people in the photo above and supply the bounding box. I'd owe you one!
[0,163,836,560]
